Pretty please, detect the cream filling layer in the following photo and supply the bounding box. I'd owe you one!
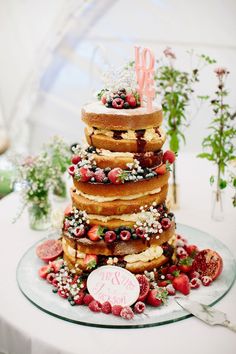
[87,212,142,222]
[96,149,133,158]
[87,126,164,142]
[62,239,85,259]
[75,187,161,202]
[124,245,163,263]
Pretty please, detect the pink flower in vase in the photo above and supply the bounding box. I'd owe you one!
[163,47,176,60]
[214,67,229,78]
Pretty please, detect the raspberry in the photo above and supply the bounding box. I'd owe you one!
[201,275,213,286]
[133,301,146,314]
[68,165,75,176]
[190,277,201,289]
[112,305,123,316]
[189,270,200,280]
[94,168,106,183]
[120,306,134,320]
[83,294,94,306]
[74,291,85,305]
[176,247,188,258]
[120,230,131,241]
[112,98,124,109]
[104,231,117,243]
[88,300,102,313]
[161,218,171,230]
[166,284,176,295]
[71,155,81,165]
[101,301,112,314]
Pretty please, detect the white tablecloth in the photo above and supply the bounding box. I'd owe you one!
[0,153,236,354]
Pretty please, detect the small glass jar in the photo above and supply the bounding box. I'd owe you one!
[28,201,51,231]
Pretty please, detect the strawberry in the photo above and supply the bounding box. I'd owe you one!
[172,274,190,295]
[168,265,180,276]
[163,150,176,164]
[83,294,94,305]
[185,244,199,257]
[155,164,167,175]
[87,225,104,241]
[50,259,64,272]
[101,301,112,314]
[120,306,134,320]
[178,257,193,273]
[94,168,106,183]
[79,167,94,182]
[157,280,169,287]
[125,94,137,108]
[133,301,146,314]
[58,290,69,299]
[112,305,123,316]
[38,265,52,279]
[108,168,127,184]
[89,300,102,312]
[146,288,168,307]
[83,255,97,270]
[71,155,81,165]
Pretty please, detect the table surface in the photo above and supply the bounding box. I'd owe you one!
[0,153,236,354]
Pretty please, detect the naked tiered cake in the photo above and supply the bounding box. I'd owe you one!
[62,90,177,275]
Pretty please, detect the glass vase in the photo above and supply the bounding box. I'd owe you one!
[53,177,67,202]
[211,190,224,222]
[28,201,51,231]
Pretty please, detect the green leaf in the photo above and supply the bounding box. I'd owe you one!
[219,179,227,189]
[169,133,179,153]
[233,178,236,188]
[210,176,214,185]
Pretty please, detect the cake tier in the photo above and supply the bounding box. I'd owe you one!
[85,127,166,153]
[82,102,163,130]
[93,149,163,169]
[62,221,174,257]
[73,172,169,197]
[71,184,168,216]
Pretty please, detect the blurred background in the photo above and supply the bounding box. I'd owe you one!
[0,0,236,199]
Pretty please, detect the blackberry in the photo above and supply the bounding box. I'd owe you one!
[123,102,130,109]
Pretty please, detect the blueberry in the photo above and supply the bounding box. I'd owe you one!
[103,177,109,183]
[119,88,126,94]
[132,234,137,239]
[113,95,120,99]
[90,177,95,182]
[120,94,126,100]
[123,102,130,109]
[104,167,111,173]
[114,228,120,235]
[86,146,96,153]
[52,288,58,293]
[70,301,75,306]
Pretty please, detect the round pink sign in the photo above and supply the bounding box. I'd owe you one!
[87,266,140,306]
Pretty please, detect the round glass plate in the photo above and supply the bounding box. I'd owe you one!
[17,223,236,329]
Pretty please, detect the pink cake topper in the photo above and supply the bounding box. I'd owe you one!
[135,46,156,112]
[87,266,140,306]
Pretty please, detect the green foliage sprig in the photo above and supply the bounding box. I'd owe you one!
[198,67,236,205]
[154,47,216,153]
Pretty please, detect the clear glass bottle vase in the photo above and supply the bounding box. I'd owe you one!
[28,201,51,231]
[211,190,224,222]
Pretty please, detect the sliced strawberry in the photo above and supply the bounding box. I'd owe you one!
[84,255,97,270]
[146,288,168,307]
[178,257,193,273]
[172,273,190,295]
[108,168,127,184]
[136,274,150,302]
[38,265,52,279]
[155,164,167,175]
[87,225,104,241]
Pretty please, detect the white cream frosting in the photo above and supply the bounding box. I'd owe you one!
[76,187,161,202]
[83,101,161,116]
[97,149,133,158]
[88,126,164,142]
[87,212,142,222]
[124,245,163,263]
